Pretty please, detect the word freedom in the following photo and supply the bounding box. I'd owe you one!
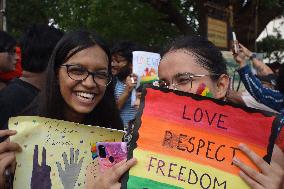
[147,156,227,189]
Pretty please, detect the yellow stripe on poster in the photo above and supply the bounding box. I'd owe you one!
[129,148,249,189]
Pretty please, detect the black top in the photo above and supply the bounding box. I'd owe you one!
[0,78,39,129]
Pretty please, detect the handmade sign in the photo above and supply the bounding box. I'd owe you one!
[9,116,124,189]
[123,87,279,189]
[131,51,160,106]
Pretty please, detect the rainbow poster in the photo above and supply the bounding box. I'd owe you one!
[123,87,279,189]
[131,51,160,106]
[132,51,160,85]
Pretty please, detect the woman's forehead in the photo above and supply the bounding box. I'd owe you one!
[66,46,109,69]
[159,50,209,78]
[69,46,107,60]
[161,49,199,65]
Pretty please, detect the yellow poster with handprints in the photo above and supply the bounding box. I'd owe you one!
[9,116,124,189]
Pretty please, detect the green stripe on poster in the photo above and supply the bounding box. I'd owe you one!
[127,175,183,189]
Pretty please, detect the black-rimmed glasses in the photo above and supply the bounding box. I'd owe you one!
[61,64,112,86]
[158,72,220,90]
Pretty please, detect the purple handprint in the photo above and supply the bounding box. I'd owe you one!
[31,145,52,189]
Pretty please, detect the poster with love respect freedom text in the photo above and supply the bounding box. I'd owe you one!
[123,86,279,189]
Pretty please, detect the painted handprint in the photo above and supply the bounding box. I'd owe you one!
[31,145,52,189]
[56,148,84,189]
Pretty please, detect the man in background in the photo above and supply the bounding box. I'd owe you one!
[0,24,64,128]
[0,31,19,90]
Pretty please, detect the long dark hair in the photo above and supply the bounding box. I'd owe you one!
[37,30,123,130]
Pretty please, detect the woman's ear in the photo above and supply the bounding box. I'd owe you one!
[215,74,230,99]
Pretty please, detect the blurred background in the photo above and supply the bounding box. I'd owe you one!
[0,0,283,64]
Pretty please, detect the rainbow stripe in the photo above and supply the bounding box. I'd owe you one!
[90,144,98,160]
[127,88,275,188]
[196,83,213,98]
[140,75,159,84]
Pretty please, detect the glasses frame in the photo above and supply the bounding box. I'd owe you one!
[158,72,220,90]
[61,64,112,87]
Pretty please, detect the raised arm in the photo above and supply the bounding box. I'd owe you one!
[233,46,284,112]
[239,44,274,76]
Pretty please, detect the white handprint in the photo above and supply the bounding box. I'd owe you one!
[56,148,84,189]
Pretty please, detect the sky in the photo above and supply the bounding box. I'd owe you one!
[257,16,284,41]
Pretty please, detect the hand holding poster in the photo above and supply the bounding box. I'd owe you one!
[9,116,124,189]
[124,87,280,189]
[131,51,160,106]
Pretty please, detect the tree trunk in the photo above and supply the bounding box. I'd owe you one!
[140,0,196,35]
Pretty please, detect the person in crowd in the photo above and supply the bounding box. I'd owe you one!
[238,43,275,76]
[0,46,23,84]
[159,37,284,189]
[227,89,279,114]
[158,37,284,189]
[233,43,284,114]
[92,36,284,189]
[268,61,281,75]
[0,30,125,188]
[0,24,64,129]
[0,31,19,90]
[227,73,279,113]
[111,41,139,129]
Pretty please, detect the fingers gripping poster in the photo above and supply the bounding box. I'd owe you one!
[9,116,124,189]
[123,87,279,189]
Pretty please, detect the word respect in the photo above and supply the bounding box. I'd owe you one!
[163,130,240,165]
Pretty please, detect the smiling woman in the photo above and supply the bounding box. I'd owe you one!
[57,46,110,121]
[0,30,125,188]
[31,30,123,129]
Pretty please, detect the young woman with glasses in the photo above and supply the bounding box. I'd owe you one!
[0,30,128,188]
[158,36,284,189]
[91,36,283,189]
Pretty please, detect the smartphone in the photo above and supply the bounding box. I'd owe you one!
[232,32,239,54]
[96,142,127,172]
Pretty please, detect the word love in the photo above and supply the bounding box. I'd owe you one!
[182,105,228,130]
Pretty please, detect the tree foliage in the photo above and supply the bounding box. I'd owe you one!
[7,0,183,49]
[257,33,284,63]
[6,0,284,51]
[6,0,49,38]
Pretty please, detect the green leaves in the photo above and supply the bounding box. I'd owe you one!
[6,0,183,48]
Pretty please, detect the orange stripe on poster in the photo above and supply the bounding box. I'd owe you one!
[142,88,274,148]
[137,115,265,175]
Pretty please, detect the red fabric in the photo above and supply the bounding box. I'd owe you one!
[0,46,22,81]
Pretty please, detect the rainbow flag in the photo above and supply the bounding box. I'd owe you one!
[123,87,279,189]
[196,83,213,98]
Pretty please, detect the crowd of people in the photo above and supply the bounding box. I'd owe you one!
[0,24,283,188]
